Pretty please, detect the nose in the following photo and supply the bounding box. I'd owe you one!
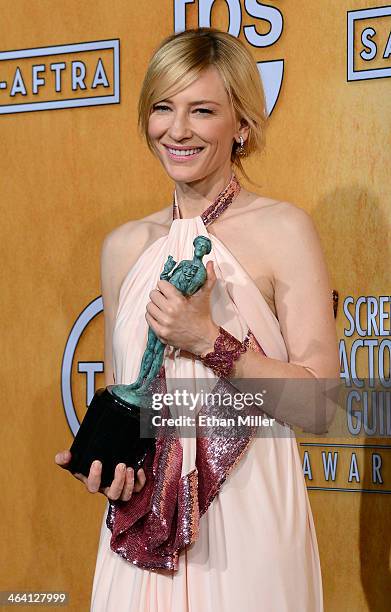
[167,110,192,141]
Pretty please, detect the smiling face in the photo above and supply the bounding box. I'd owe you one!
[147,66,246,184]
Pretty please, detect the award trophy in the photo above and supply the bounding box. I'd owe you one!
[68,236,212,487]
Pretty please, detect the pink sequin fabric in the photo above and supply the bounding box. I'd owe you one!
[172,172,241,226]
[106,174,266,571]
[106,333,265,571]
[200,325,248,378]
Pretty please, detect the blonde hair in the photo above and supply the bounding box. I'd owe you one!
[138,28,267,183]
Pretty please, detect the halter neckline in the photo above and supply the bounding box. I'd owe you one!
[172,173,241,227]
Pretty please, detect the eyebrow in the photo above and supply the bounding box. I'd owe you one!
[161,98,222,106]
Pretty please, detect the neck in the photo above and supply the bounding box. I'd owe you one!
[174,165,235,219]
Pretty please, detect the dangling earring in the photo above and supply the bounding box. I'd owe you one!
[236,135,246,157]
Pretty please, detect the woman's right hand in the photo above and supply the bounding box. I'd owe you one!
[54,450,146,502]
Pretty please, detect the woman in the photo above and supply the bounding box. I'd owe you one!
[56,27,339,611]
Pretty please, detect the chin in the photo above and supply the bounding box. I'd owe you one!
[161,163,206,183]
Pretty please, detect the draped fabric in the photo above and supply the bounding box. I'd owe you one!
[90,180,323,611]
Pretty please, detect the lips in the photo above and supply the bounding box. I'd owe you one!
[163,144,204,149]
[163,144,204,161]
[165,145,203,155]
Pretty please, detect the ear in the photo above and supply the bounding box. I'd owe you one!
[234,117,250,144]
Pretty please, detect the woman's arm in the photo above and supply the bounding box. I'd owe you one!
[101,221,155,382]
[230,204,341,432]
[97,225,147,494]
[101,233,118,386]
[234,205,339,379]
[100,229,129,386]
[56,222,147,498]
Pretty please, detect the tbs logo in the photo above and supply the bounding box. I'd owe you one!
[174,0,284,115]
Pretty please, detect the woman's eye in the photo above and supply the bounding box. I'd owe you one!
[153,104,170,112]
[152,105,213,114]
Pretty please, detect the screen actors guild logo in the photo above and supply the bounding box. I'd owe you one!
[347,6,391,81]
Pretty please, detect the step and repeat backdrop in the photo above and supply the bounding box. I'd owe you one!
[1,1,390,610]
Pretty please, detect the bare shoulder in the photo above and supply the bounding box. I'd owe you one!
[103,205,171,256]
[267,199,320,250]
[231,190,323,280]
[248,196,327,285]
[239,190,317,243]
[243,190,311,223]
[271,199,314,228]
[101,206,172,294]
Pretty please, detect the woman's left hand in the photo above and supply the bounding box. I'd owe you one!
[145,260,219,356]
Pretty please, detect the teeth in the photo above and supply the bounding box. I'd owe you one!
[167,147,203,156]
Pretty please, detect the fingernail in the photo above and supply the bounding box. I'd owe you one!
[127,467,133,474]
[120,463,126,471]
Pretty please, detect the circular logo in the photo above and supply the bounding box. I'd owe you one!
[61,296,103,436]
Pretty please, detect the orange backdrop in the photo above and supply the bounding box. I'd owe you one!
[1,1,390,610]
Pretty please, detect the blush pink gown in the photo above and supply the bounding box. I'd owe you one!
[90,206,323,611]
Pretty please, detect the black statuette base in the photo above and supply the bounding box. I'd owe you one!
[68,387,155,489]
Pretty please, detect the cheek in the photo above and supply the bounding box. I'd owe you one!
[203,120,235,148]
[147,116,165,140]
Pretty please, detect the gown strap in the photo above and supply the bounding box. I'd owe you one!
[172,173,241,227]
